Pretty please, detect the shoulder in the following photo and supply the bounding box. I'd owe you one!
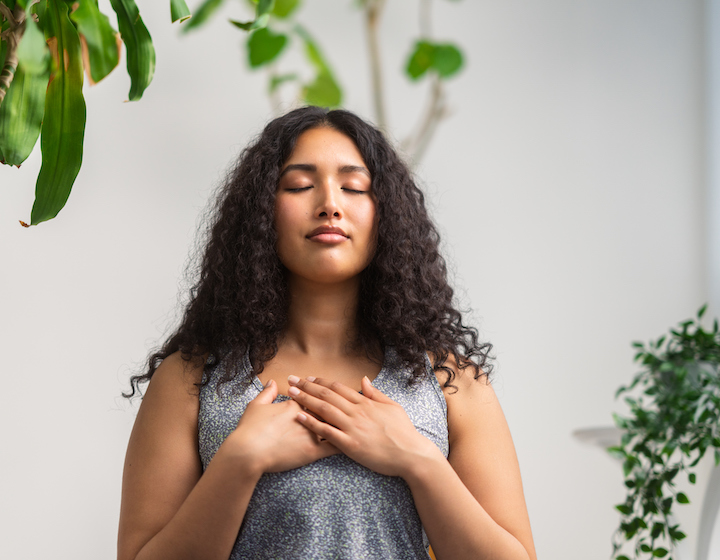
[427,351,499,445]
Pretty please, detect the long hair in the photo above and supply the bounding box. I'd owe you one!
[125,106,492,398]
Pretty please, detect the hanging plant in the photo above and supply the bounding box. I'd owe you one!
[610,305,720,560]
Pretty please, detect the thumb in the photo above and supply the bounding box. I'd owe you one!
[255,379,278,404]
[361,376,392,403]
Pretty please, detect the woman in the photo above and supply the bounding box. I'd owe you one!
[118,107,536,560]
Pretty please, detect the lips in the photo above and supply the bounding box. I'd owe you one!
[307,225,348,239]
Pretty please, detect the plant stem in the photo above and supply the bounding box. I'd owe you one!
[363,0,387,131]
[0,2,26,106]
[401,0,449,166]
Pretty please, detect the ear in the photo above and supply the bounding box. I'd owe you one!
[255,379,279,404]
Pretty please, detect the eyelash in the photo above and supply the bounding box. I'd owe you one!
[285,187,367,194]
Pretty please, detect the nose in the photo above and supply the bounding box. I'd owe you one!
[315,185,341,219]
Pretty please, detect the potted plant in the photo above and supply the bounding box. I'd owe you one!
[610,305,720,560]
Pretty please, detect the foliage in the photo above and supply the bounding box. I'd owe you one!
[1,0,466,224]
[0,0,171,225]
[610,305,720,560]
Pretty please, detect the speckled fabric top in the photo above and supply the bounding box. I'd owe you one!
[198,347,449,560]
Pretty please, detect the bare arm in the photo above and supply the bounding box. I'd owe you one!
[118,353,337,560]
[406,369,536,560]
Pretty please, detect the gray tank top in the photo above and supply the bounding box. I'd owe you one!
[198,347,449,560]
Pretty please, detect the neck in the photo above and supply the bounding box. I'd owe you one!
[281,275,363,358]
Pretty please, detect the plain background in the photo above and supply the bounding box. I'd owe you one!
[0,0,714,558]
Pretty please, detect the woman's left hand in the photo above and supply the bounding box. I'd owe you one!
[287,376,442,478]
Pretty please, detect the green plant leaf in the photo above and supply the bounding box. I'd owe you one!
[109,0,155,100]
[615,504,632,515]
[230,13,269,31]
[269,72,297,93]
[247,26,287,67]
[272,0,299,18]
[676,492,689,504]
[31,0,86,225]
[16,7,49,75]
[170,0,192,23]
[230,0,274,31]
[182,0,224,32]
[406,40,434,80]
[303,71,341,107]
[689,472,696,484]
[432,43,463,78]
[653,548,668,558]
[0,61,47,165]
[616,556,631,560]
[70,0,121,84]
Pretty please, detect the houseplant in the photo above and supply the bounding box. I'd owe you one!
[610,305,720,560]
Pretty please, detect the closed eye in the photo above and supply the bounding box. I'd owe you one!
[342,188,368,194]
[285,186,312,192]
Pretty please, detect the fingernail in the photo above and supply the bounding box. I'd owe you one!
[297,412,307,422]
[307,376,316,382]
[289,386,300,397]
[265,379,273,388]
[288,375,300,385]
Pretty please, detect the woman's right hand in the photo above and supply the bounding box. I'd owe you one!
[219,379,339,474]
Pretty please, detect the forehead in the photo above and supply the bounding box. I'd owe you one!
[283,127,366,167]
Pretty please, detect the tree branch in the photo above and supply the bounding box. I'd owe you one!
[363,0,387,131]
[0,2,26,106]
[402,74,449,166]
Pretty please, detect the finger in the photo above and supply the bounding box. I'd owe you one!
[288,385,348,427]
[361,376,394,403]
[307,377,364,404]
[297,411,350,449]
[290,378,358,414]
[253,379,278,404]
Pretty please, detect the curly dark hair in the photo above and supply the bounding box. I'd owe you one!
[125,106,492,398]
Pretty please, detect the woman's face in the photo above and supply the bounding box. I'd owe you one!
[274,126,376,286]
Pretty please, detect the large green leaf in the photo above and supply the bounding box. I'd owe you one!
[0,62,47,165]
[170,0,192,23]
[31,0,86,225]
[70,0,120,84]
[247,26,286,67]
[109,0,155,101]
[182,0,224,33]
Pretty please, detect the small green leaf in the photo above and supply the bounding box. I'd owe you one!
[689,473,696,484]
[303,71,341,107]
[676,492,689,504]
[432,43,463,78]
[230,13,269,31]
[272,0,299,18]
[699,304,708,318]
[616,504,632,515]
[16,8,49,75]
[170,0,192,23]
[109,0,156,101]
[269,72,297,93]
[653,548,668,558]
[406,40,434,80]
[182,0,224,32]
[31,0,87,225]
[247,27,287,67]
[616,556,631,560]
[70,0,121,84]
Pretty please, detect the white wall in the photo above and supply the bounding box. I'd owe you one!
[0,1,707,558]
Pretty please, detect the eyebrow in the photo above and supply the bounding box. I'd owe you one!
[279,163,371,178]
